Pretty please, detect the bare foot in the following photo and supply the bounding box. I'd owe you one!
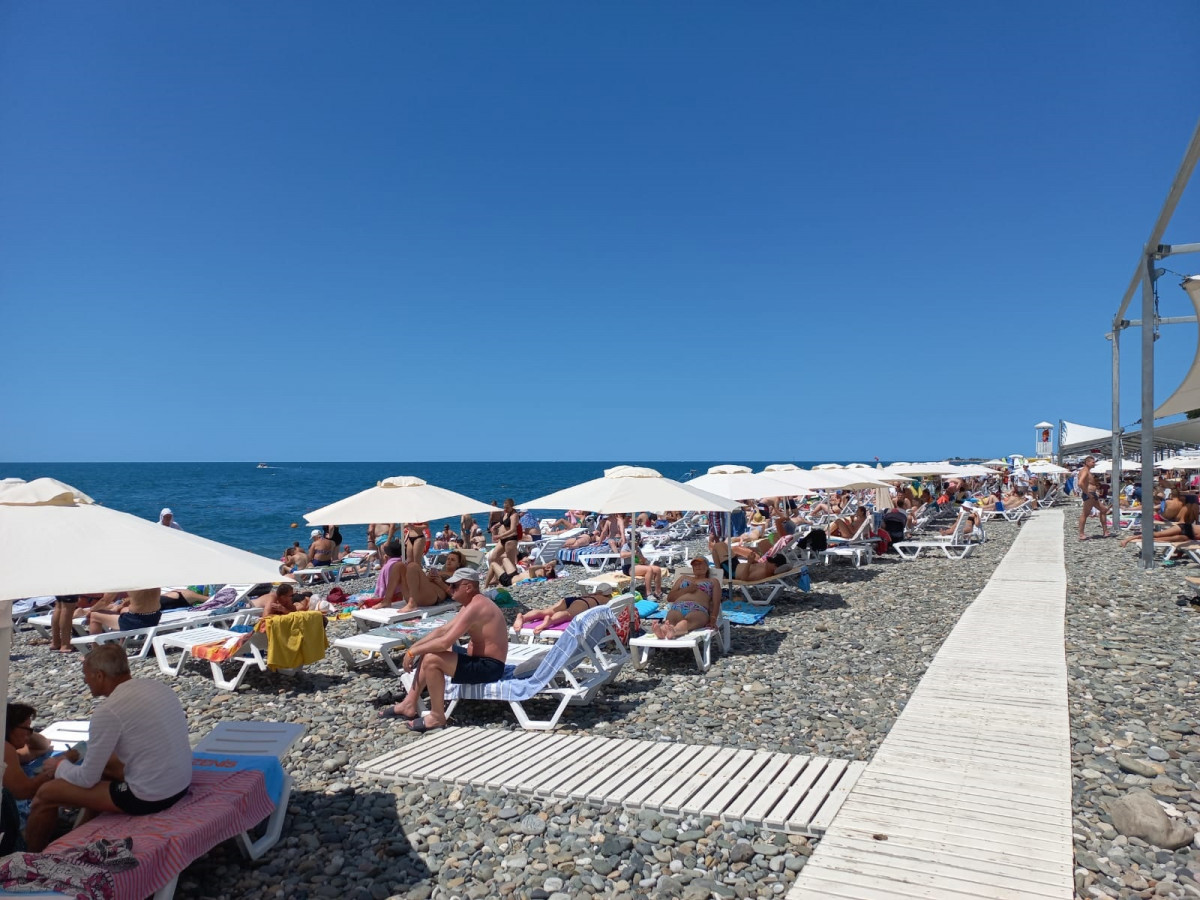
[512,615,525,632]
[652,622,671,639]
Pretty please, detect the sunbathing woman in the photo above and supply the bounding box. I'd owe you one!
[1120,497,1200,548]
[828,507,868,540]
[512,583,615,635]
[649,558,720,639]
[713,543,786,581]
[399,550,465,611]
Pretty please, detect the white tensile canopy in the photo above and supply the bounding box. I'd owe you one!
[304,476,498,525]
[1154,277,1200,419]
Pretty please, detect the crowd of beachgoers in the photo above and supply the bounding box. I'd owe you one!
[9,459,1200,899]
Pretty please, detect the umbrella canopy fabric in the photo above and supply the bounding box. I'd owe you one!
[1156,456,1200,470]
[518,466,740,514]
[0,478,290,602]
[883,462,966,477]
[304,476,499,526]
[1027,462,1070,475]
[684,466,810,501]
[1092,459,1140,474]
[947,464,1002,477]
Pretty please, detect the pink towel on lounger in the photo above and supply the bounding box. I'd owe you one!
[45,769,274,900]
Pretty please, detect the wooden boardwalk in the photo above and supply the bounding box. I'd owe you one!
[359,728,866,836]
[788,510,1073,899]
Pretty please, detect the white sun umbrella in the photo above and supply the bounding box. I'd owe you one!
[812,463,844,470]
[0,477,296,750]
[684,465,810,503]
[1092,459,1140,474]
[1155,456,1200,470]
[883,462,965,477]
[949,464,1002,477]
[1027,462,1070,475]
[304,475,499,526]
[518,467,740,594]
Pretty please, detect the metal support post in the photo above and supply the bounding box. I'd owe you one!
[1111,330,1121,504]
[1140,253,1157,569]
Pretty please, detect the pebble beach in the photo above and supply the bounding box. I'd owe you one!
[11,509,1199,899]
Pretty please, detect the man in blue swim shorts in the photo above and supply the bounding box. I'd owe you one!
[377,568,509,734]
[86,588,163,635]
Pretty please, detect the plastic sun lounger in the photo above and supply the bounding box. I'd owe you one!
[514,594,636,644]
[727,567,807,604]
[578,551,622,573]
[351,602,458,633]
[70,607,263,659]
[628,616,731,673]
[402,607,628,731]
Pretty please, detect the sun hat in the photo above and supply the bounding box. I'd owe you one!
[444,567,480,584]
[160,508,172,517]
[311,529,322,537]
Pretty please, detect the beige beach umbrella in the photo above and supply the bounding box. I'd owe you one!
[518,466,740,516]
[1027,462,1070,475]
[684,465,810,502]
[304,476,499,526]
[1092,459,1140,474]
[0,478,292,601]
[1157,456,1200,470]
[760,464,853,491]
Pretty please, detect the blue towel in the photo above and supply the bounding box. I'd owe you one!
[192,752,285,805]
[635,599,660,618]
[719,600,773,625]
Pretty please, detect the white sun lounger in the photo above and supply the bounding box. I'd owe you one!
[628,615,731,673]
[351,601,457,633]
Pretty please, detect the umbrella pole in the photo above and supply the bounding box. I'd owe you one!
[726,511,733,601]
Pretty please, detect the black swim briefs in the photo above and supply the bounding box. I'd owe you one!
[450,648,505,685]
[118,611,163,631]
[109,781,188,816]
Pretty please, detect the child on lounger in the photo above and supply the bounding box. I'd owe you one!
[512,583,614,635]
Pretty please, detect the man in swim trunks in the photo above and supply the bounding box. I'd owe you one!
[379,568,508,733]
[1077,456,1110,541]
[86,588,162,635]
[25,644,192,851]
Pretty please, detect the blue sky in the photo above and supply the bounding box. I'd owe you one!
[2,2,1198,463]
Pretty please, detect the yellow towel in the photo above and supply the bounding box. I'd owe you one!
[262,610,328,670]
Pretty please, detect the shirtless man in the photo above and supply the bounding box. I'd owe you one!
[368,523,397,555]
[250,583,311,616]
[1077,456,1110,541]
[378,569,508,733]
[87,588,162,635]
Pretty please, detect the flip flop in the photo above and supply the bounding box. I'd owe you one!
[405,716,447,734]
[377,706,410,720]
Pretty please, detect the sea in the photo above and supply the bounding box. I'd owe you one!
[0,461,856,558]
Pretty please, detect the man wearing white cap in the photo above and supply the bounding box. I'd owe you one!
[157,508,183,531]
[307,528,336,566]
[378,568,508,733]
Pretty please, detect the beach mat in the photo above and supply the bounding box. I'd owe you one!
[642,599,772,625]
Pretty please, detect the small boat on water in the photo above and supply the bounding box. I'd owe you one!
[256,463,269,469]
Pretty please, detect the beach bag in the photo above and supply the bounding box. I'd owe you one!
[614,605,640,643]
[326,587,348,605]
[797,566,812,593]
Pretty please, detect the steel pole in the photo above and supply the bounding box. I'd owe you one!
[1140,253,1157,569]
[1112,329,1121,506]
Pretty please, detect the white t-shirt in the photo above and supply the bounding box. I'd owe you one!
[56,679,192,801]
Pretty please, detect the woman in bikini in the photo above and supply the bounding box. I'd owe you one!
[403,523,428,563]
[652,558,720,639]
[397,550,465,611]
[512,583,615,635]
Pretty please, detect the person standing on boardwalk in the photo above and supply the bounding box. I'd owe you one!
[1077,456,1110,541]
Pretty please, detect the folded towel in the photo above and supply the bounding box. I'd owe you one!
[719,601,773,625]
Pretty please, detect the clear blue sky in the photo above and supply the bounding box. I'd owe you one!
[2,2,1198,462]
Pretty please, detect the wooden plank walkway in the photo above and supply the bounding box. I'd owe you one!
[359,728,867,836]
[788,510,1073,900]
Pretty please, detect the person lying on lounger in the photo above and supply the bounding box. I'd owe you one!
[85,588,163,635]
[651,558,721,640]
[397,550,465,611]
[712,544,787,582]
[497,551,558,586]
[512,583,614,635]
[1120,496,1200,548]
[827,507,869,540]
[940,501,982,538]
[252,583,312,617]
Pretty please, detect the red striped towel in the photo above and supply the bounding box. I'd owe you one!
[46,769,274,900]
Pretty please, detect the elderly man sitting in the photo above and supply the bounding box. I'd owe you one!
[377,568,508,734]
[25,644,192,851]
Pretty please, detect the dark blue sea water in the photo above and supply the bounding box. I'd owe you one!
[0,462,844,557]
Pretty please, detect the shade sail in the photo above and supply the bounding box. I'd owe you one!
[1155,277,1200,419]
[304,476,498,525]
[518,466,740,514]
[684,466,810,501]
[0,478,290,602]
